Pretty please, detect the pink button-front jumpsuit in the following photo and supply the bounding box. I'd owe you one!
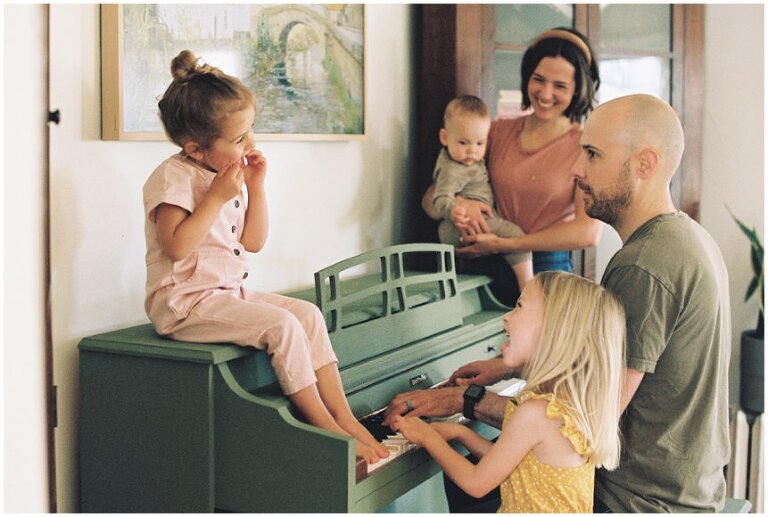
[143,154,337,394]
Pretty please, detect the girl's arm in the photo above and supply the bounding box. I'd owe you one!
[240,149,269,252]
[457,188,602,256]
[430,422,494,458]
[155,163,244,261]
[392,400,543,498]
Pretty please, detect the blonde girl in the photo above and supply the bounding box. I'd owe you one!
[392,271,625,512]
[143,50,388,464]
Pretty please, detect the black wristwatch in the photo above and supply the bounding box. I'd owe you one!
[463,384,486,420]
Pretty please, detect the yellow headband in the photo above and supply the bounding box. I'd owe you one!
[531,29,592,66]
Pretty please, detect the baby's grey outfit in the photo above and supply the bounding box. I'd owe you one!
[432,148,531,267]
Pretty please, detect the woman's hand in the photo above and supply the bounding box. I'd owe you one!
[454,233,509,258]
[452,197,493,235]
[242,148,267,191]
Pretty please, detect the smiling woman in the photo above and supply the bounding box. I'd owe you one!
[422,27,603,305]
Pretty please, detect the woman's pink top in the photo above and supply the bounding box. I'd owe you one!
[486,116,582,234]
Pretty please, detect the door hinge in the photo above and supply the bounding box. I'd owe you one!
[49,385,58,428]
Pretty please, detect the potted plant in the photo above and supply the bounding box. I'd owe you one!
[728,206,764,414]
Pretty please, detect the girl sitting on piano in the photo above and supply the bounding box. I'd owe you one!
[142,50,388,465]
[391,271,624,512]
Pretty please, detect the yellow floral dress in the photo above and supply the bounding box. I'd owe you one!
[497,391,594,513]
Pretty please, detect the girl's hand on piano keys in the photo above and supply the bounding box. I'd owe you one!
[390,415,440,447]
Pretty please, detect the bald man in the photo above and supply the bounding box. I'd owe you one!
[383,95,730,513]
[575,94,730,512]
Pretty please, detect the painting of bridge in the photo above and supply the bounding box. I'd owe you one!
[102,4,365,140]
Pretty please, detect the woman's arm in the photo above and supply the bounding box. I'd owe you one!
[457,188,602,256]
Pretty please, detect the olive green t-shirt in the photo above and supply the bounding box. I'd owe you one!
[595,212,731,512]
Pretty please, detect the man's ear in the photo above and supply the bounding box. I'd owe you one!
[439,128,448,147]
[637,148,660,179]
[183,140,204,161]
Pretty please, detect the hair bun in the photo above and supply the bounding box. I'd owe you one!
[170,49,200,81]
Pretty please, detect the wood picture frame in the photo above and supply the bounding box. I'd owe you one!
[101,4,366,141]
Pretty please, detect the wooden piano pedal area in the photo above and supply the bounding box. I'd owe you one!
[78,244,511,512]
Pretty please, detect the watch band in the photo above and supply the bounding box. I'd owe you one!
[463,384,486,420]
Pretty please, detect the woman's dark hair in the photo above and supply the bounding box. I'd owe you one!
[157,50,255,150]
[520,27,600,123]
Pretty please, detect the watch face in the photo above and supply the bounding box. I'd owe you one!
[466,384,483,398]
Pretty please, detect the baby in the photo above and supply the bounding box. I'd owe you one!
[432,95,533,289]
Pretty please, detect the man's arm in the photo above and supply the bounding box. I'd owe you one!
[471,390,509,429]
[621,367,645,414]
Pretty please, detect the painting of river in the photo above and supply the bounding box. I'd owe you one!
[117,4,364,139]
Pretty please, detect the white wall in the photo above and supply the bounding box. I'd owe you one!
[700,4,764,404]
[46,3,414,512]
[3,4,51,513]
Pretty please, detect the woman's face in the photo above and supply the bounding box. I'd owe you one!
[500,280,545,369]
[527,56,577,121]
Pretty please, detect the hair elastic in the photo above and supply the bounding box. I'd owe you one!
[531,29,592,66]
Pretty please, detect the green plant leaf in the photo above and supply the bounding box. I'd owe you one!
[751,246,763,277]
[746,276,759,302]
[727,205,764,315]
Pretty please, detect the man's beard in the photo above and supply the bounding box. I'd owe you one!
[578,160,633,225]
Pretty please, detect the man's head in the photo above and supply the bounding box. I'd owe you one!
[573,94,684,229]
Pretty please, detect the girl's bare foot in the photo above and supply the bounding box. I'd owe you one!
[356,441,385,464]
[339,416,389,460]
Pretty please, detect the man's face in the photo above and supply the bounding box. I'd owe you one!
[573,111,636,226]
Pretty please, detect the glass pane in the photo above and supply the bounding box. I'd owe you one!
[493,51,525,118]
[599,4,671,52]
[494,51,524,94]
[495,5,573,45]
[598,57,671,103]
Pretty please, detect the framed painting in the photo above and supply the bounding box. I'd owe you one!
[101,4,366,141]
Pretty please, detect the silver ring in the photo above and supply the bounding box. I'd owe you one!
[405,400,414,412]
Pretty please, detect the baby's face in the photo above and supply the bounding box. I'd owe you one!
[439,114,491,166]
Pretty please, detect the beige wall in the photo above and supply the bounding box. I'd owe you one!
[700,4,764,403]
[3,3,764,513]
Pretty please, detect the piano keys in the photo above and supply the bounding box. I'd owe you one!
[78,243,510,512]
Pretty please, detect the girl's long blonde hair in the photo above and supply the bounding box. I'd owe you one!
[521,271,625,470]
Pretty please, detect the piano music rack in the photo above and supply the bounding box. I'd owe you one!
[78,243,510,512]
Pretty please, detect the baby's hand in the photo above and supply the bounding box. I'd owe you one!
[241,148,267,190]
[208,161,244,204]
[450,205,468,223]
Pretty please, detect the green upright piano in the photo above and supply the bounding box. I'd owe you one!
[79,244,510,512]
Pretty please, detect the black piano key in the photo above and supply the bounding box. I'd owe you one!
[359,412,391,442]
